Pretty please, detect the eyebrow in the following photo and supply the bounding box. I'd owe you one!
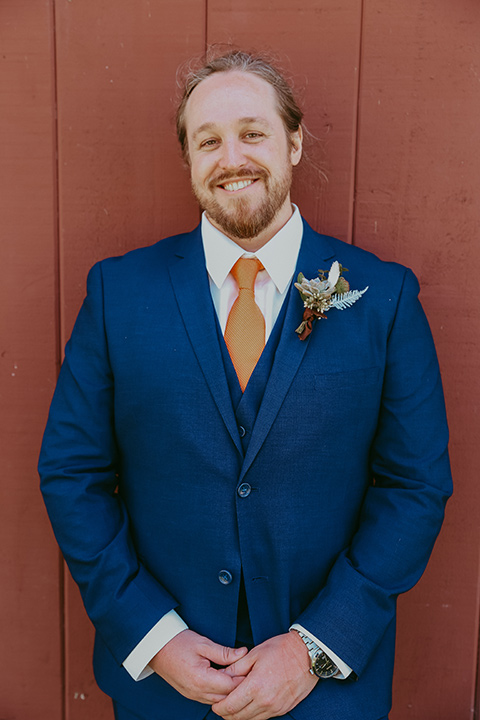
[192,117,272,141]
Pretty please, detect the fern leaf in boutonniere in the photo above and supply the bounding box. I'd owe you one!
[294,261,368,340]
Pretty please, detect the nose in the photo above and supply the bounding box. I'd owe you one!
[218,138,247,169]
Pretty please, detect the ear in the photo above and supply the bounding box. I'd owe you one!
[290,125,303,167]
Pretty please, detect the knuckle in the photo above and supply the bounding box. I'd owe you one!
[259,689,278,711]
[258,696,271,710]
[223,700,236,715]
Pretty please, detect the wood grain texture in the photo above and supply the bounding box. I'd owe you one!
[53,1,206,716]
[354,1,480,717]
[0,1,62,718]
[55,0,205,338]
[207,0,363,243]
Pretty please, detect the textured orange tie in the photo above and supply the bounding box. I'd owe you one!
[224,258,266,392]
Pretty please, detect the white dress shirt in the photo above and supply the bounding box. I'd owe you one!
[123,206,352,681]
[203,206,303,340]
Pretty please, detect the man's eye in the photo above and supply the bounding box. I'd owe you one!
[200,139,218,148]
[245,132,262,140]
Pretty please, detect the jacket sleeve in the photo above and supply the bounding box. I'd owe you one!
[294,268,452,676]
[38,261,178,665]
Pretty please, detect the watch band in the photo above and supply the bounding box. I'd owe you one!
[294,630,339,679]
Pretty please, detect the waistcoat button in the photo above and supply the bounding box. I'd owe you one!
[238,426,246,438]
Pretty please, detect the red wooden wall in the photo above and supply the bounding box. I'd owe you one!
[1,1,479,718]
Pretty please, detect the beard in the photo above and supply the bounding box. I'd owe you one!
[191,165,292,240]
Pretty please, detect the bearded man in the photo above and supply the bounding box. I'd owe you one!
[39,50,452,720]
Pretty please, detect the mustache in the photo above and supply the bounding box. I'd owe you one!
[208,167,268,189]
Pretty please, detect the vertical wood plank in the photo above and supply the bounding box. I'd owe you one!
[355,1,480,717]
[206,0,363,243]
[0,1,63,718]
[53,1,206,716]
[55,0,206,337]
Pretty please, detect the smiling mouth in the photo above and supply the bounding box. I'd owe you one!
[220,179,258,193]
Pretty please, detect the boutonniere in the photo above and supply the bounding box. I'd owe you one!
[294,261,368,340]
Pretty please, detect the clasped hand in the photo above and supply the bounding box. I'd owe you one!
[150,629,317,720]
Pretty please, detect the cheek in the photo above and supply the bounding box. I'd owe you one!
[191,157,216,187]
[252,145,288,172]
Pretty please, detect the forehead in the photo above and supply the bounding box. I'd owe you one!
[184,70,282,135]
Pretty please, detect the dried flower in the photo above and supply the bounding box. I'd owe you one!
[295,261,368,340]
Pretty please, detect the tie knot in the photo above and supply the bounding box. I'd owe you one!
[231,257,264,291]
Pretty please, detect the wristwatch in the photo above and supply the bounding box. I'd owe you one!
[294,630,339,678]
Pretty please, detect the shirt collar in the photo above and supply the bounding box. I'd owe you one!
[201,205,303,293]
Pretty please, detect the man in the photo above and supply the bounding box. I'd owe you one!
[39,50,452,720]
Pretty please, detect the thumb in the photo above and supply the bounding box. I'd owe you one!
[204,642,248,667]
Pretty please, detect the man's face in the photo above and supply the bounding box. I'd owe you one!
[184,71,302,247]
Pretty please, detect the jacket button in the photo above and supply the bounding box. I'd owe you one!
[237,482,252,498]
[238,425,246,438]
[218,570,233,585]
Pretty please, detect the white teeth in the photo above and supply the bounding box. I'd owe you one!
[223,179,254,192]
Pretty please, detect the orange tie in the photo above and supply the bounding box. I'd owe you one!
[224,258,266,392]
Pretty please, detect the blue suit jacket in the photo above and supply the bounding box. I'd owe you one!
[39,220,452,720]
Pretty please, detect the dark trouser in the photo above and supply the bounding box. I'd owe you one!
[112,703,295,719]
[112,701,388,720]
[113,705,226,719]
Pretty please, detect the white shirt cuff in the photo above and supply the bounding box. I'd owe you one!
[122,610,188,681]
[290,623,353,679]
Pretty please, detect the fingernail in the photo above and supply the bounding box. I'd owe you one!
[235,646,246,655]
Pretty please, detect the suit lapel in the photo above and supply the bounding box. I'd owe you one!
[168,227,243,455]
[240,221,336,480]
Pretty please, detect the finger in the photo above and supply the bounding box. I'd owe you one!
[211,678,254,717]
[219,667,249,678]
[230,674,246,688]
[203,664,247,695]
[202,692,229,704]
[222,699,276,720]
[212,695,256,720]
[220,652,256,677]
[203,671,245,703]
[204,642,248,667]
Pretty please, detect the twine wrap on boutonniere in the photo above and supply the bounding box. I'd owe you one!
[294,261,368,340]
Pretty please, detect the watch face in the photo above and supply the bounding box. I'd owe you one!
[313,651,338,679]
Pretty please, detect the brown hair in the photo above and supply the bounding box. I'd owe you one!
[175,49,303,161]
